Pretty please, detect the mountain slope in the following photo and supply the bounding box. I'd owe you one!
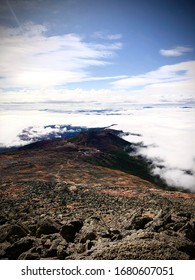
[0,128,195,260]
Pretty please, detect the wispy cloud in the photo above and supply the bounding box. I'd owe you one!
[93,31,122,40]
[107,34,122,40]
[160,46,193,57]
[109,60,195,105]
[0,22,122,88]
[111,60,195,90]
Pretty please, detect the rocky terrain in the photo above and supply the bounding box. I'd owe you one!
[0,129,195,260]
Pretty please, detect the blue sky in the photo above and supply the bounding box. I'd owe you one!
[0,0,195,104]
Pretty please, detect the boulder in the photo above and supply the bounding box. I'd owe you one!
[178,221,195,242]
[36,218,60,237]
[5,237,35,259]
[125,216,152,230]
[60,220,83,243]
[77,231,193,260]
[0,224,28,243]
[145,210,172,232]
[45,238,68,258]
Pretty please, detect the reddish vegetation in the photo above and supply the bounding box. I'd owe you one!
[0,141,195,202]
[0,130,195,208]
[0,183,24,198]
[98,189,145,198]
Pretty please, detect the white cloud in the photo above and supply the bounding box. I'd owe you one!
[0,106,195,192]
[111,60,195,104]
[152,167,195,191]
[118,108,195,191]
[160,46,193,57]
[0,88,126,104]
[0,22,122,88]
[112,60,195,89]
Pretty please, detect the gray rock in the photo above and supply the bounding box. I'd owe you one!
[145,210,172,232]
[0,224,28,243]
[178,221,195,242]
[44,238,67,258]
[124,208,152,230]
[60,220,83,242]
[60,224,77,242]
[5,237,35,259]
[75,231,193,260]
[36,218,60,237]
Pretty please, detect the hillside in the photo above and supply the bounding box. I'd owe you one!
[0,129,195,260]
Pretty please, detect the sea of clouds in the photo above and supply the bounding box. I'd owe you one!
[0,103,195,192]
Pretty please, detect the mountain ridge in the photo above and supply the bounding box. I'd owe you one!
[15,128,167,188]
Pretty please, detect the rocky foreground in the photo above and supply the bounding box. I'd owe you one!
[0,129,195,260]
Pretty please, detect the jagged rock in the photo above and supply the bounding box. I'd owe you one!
[125,208,143,230]
[0,224,28,243]
[30,233,68,259]
[69,220,83,232]
[145,209,172,232]
[69,231,193,260]
[60,220,83,243]
[36,218,60,237]
[125,216,152,230]
[44,238,68,258]
[5,237,35,259]
[178,221,195,242]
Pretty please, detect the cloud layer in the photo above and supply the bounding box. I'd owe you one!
[0,105,195,192]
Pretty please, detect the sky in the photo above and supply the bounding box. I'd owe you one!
[0,0,194,103]
[0,0,195,191]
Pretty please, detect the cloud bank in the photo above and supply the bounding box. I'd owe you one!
[0,106,195,192]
